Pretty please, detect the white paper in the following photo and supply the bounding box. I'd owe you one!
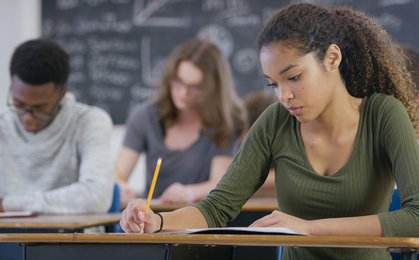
[0,211,36,218]
[184,227,301,235]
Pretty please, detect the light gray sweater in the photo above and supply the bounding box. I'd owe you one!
[0,93,114,214]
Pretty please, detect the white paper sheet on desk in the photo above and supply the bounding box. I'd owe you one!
[0,211,36,218]
[183,227,302,235]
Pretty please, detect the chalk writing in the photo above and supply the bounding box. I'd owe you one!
[42,0,419,124]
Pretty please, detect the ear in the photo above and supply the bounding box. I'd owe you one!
[323,44,342,71]
[59,85,69,99]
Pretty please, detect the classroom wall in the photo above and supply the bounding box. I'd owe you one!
[0,0,41,111]
[111,126,146,195]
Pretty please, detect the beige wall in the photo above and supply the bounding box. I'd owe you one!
[0,0,41,111]
[111,126,145,195]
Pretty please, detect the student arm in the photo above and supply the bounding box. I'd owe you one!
[188,155,233,200]
[250,211,382,236]
[158,155,232,203]
[115,147,141,206]
[120,198,207,233]
[377,98,419,236]
[115,147,139,183]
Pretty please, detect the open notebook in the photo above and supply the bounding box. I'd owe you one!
[0,211,37,218]
[170,227,302,235]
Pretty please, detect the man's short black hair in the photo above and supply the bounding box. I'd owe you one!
[10,39,69,90]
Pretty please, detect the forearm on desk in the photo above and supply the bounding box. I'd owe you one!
[309,214,382,236]
[160,206,208,231]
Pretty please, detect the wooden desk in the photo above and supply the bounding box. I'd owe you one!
[0,213,121,231]
[0,213,121,260]
[151,197,279,260]
[0,233,417,260]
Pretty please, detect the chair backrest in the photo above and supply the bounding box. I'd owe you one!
[108,183,121,213]
[107,183,123,232]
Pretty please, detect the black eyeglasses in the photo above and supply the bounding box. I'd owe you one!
[7,91,62,122]
[170,79,202,95]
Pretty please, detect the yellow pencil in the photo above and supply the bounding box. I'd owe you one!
[145,157,162,214]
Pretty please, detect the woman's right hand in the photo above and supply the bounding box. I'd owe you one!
[120,199,161,233]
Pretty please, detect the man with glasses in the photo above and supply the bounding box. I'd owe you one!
[0,39,114,214]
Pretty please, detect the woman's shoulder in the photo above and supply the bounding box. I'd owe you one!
[363,93,406,115]
[365,92,402,105]
[257,102,292,125]
[361,93,413,137]
[128,100,159,119]
[248,102,295,140]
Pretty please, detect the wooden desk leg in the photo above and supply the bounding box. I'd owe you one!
[399,248,418,260]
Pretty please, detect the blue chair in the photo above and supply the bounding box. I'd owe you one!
[107,183,123,232]
[389,189,401,260]
[108,183,121,213]
[389,188,401,212]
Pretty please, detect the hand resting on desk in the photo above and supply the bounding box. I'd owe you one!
[249,210,310,235]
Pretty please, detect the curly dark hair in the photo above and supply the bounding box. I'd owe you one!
[257,3,417,130]
[402,45,419,93]
[10,39,69,90]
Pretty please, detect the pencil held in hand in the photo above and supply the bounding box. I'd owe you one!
[139,158,162,233]
[145,158,162,214]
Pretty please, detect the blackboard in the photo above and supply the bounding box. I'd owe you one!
[42,0,419,124]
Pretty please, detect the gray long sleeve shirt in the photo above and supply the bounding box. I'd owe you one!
[0,93,114,214]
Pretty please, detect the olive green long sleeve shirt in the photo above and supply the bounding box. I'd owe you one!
[195,93,419,259]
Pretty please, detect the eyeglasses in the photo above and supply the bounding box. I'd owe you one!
[170,79,202,95]
[7,91,62,122]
